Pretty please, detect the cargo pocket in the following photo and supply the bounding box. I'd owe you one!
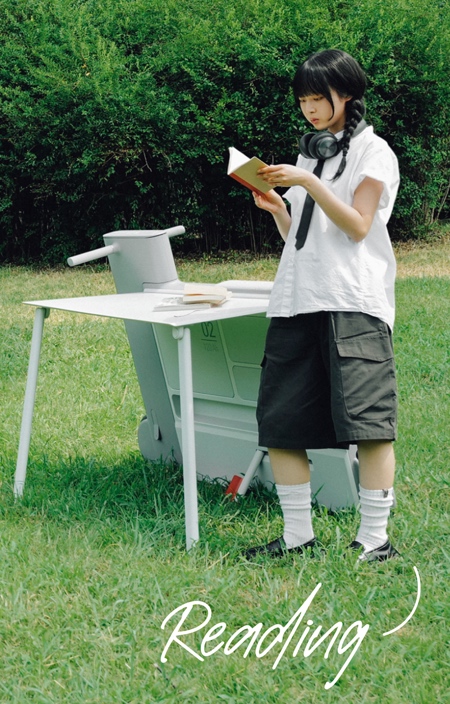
[336,332,396,421]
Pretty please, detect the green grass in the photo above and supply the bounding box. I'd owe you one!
[0,249,449,703]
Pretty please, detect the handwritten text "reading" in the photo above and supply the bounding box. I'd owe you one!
[160,567,420,690]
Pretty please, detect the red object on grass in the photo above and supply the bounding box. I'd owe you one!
[225,475,243,499]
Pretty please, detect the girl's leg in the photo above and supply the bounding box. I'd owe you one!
[354,440,396,552]
[268,448,315,548]
[357,440,395,489]
[268,448,311,485]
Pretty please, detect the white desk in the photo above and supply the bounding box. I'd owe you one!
[15,292,269,551]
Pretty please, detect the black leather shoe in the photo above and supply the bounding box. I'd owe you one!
[244,536,318,560]
[348,539,400,562]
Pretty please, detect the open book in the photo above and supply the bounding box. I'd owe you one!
[227,147,272,196]
[153,284,231,311]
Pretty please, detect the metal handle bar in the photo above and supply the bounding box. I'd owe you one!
[67,244,119,267]
[166,225,185,238]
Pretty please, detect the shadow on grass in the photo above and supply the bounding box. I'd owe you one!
[0,454,276,541]
[1,453,360,558]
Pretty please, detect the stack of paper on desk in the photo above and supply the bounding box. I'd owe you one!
[153,284,231,311]
[183,283,230,304]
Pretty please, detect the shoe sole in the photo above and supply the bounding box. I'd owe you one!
[348,540,400,562]
[244,537,321,560]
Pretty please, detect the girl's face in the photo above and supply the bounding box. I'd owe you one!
[299,89,351,134]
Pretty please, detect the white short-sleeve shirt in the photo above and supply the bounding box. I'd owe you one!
[267,126,400,329]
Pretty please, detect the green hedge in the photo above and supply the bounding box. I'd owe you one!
[0,0,449,263]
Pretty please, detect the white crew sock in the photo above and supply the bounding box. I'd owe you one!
[276,482,314,548]
[355,486,395,552]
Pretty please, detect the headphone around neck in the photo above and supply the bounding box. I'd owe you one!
[299,119,368,160]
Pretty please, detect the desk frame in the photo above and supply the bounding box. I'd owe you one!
[14,294,269,551]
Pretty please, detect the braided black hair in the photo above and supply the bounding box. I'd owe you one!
[293,50,367,180]
[332,97,366,180]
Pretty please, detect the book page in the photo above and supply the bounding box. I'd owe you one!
[227,147,250,174]
[227,147,271,194]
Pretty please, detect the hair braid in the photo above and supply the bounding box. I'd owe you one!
[332,98,365,180]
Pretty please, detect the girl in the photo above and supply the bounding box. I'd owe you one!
[246,49,400,562]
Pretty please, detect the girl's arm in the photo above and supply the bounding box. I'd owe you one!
[257,164,384,243]
[252,190,292,241]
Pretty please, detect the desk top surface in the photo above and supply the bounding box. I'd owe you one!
[25,291,269,326]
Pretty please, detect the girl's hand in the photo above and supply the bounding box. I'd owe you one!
[257,164,309,189]
[252,189,286,215]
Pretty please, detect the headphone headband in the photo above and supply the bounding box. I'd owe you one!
[300,119,368,160]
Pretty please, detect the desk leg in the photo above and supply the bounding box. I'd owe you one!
[237,449,266,496]
[14,307,49,498]
[173,327,199,551]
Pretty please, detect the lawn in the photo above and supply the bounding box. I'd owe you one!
[0,233,449,703]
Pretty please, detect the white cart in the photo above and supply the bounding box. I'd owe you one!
[15,228,359,550]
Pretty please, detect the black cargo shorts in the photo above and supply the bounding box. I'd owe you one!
[256,311,398,449]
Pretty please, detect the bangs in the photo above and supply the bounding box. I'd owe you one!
[293,61,333,106]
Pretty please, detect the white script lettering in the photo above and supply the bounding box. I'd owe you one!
[160,583,368,689]
[160,568,421,690]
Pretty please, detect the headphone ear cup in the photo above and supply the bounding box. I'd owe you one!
[300,131,340,160]
[299,133,315,159]
[308,131,339,159]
